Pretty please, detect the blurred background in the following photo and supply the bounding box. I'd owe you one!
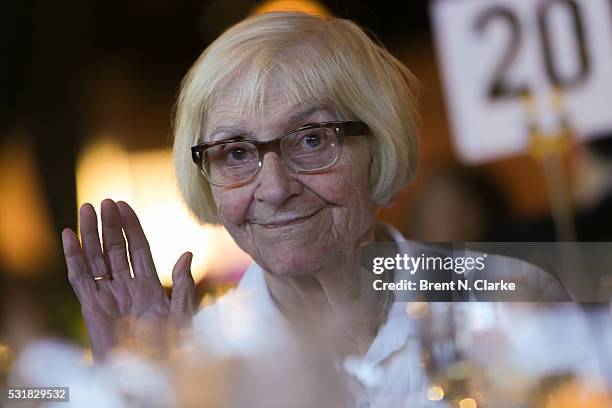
[1,0,612,396]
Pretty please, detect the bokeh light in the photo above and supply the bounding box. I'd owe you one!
[76,137,251,286]
[459,397,477,408]
[251,0,330,16]
[405,302,429,319]
[0,136,57,276]
[427,385,445,401]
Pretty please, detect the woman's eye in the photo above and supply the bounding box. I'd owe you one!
[302,134,323,148]
[228,148,246,160]
[221,144,255,164]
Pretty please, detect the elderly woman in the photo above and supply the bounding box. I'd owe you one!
[61,11,565,406]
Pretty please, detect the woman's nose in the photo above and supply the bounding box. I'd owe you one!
[253,152,302,206]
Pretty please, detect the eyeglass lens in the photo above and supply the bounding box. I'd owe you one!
[203,126,340,186]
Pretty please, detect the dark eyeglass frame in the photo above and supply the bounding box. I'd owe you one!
[191,120,371,187]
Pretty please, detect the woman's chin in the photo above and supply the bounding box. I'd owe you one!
[256,245,330,277]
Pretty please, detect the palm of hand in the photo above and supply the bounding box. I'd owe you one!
[62,200,194,362]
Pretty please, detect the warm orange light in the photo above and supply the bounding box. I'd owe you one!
[76,138,251,286]
[251,0,331,17]
[76,137,133,211]
[459,397,477,408]
[0,343,11,373]
[543,378,611,408]
[0,134,58,276]
[405,302,429,319]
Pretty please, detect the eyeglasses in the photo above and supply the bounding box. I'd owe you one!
[191,121,371,187]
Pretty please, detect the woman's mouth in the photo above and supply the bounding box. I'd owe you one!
[255,208,323,229]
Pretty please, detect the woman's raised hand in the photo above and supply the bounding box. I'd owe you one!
[61,199,195,362]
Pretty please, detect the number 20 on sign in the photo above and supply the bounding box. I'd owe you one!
[431,0,612,163]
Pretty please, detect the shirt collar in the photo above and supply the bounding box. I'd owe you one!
[235,222,416,368]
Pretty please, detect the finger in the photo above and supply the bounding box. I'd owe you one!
[79,203,111,284]
[62,227,97,300]
[116,200,160,282]
[170,252,195,329]
[101,199,132,283]
[63,227,120,362]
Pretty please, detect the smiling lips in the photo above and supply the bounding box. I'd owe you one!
[253,208,323,229]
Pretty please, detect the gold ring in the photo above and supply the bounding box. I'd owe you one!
[94,273,113,281]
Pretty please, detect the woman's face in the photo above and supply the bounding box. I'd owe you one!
[205,84,376,277]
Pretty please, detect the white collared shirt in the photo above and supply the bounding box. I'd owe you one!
[192,223,573,407]
[193,225,447,407]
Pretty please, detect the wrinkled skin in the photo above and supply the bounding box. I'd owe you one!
[206,85,383,354]
[206,86,376,279]
[62,200,194,362]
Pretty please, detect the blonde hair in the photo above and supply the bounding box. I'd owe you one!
[173,11,420,224]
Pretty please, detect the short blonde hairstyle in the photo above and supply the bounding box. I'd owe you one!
[173,11,420,224]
